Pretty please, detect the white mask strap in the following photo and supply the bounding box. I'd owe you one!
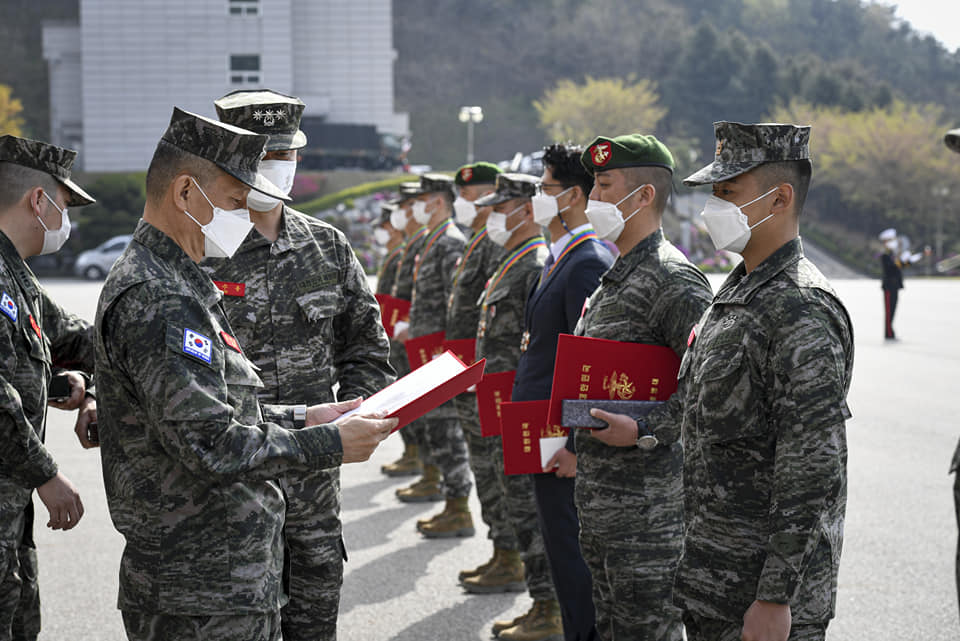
[738,185,778,210]
[189,176,216,210]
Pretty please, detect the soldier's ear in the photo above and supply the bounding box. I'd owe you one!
[171,174,194,212]
[771,183,794,216]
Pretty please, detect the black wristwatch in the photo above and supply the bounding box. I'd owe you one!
[635,417,658,451]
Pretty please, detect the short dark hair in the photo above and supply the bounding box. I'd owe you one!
[145,139,219,206]
[619,166,673,214]
[542,143,593,203]
[754,159,813,215]
[0,162,60,211]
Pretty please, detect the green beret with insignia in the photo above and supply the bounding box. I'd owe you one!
[580,134,675,176]
[160,107,290,201]
[0,135,95,206]
[683,121,810,186]
[474,172,538,207]
[455,162,502,186]
[945,128,960,154]
[214,89,307,151]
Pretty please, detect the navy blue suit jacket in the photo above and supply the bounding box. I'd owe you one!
[513,238,613,415]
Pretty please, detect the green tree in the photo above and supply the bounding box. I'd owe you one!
[534,76,667,145]
[0,85,24,136]
[72,173,146,252]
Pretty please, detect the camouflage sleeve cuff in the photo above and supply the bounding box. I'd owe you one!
[646,395,681,445]
[261,404,296,430]
[755,555,800,605]
[23,449,59,490]
[292,423,344,470]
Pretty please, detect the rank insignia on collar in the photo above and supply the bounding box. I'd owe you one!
[0,291,18,322]
[220,330,242,353]
[213,280,246,297]
[721,314,737,329]
[182,329,213,363]
[29,315,41,339]
[687,324,698,347]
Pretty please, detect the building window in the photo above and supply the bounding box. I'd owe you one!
[228,0,259,16]
[230,54,260,85]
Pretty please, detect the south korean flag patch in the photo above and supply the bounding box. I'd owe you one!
[182,328,213,364]
[0,291,18,323]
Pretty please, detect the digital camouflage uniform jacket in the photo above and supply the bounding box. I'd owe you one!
[409,219,465,338]
[446,227,503,340]
[95,221,344,615]
[390,227,427,302]
[674,238,854,624]
[0,231,94,545]
[574,229,712,537]
[376,242,405,297]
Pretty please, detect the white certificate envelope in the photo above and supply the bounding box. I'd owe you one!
[539,436,568,471]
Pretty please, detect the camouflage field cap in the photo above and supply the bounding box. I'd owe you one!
[214,89,307,151]
[161,107,290,201]
[474,172,538,207]
[454,161,502,186]
[683,121,811,186]
[944,128,960,154]
[419,172,455,197]
[580,134,675,176]
[0,135,95,206]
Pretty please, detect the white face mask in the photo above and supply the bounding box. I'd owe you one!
[37,191,71,255]
[411,199,435,225]
[184,177,254,259]
[373,227,391,246]
[452,196,478,226]
[700,186,778,254]
[390,207,409,231]
[584,184,647,242]
[247,159,297,211]
[486,204,525,246]
[531,186,573,226]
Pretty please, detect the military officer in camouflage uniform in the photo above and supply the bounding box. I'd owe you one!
[202,90,394,641]
[443,162,515,582]
[473,173,562,641]
[0,135,98,641]
[374,201,405,299]
[382,184,432,480]
[944,127,960,622]
[667,122,851,641]
[94,107,395,641]
[394,173,474,536]
[571,134,713,641]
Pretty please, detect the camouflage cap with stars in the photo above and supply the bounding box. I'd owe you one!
[214,89,307,151]
[160,106,290,201]
[683,121,810,186]
[454,161,502,186]
[580,133,675,176]
[473,172,538,207]
[944,128,960,154]
[0,135,95,206]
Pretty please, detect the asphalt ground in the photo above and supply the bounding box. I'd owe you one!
[29,273,960,640]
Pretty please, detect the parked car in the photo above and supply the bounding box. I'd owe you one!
[73,235,132,279]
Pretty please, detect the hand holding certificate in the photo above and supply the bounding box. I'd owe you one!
[337,351,485,432]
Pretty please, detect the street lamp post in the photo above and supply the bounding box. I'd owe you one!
[458,106,483,164]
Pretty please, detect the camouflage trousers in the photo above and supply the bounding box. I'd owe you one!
[455,393,518,551]
[0,543,39,641]
[122,610,281,641]
[420,399,472,498]
[579,534,682,641]
[280,469,344,641]
[495,464,557,602]
[682,613,828,641]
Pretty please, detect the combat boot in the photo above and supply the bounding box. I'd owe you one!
[381,443,422,477]
[458,547,500,583]
[416,496,475,538]
[491,610,528,638]
[396,464,443,502]
[497,600,563,641]
[462,549,525,593]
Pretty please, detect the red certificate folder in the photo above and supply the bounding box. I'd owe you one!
[405,331,446,370]
[500,400,568,475]
[337,351,485,432]
[475,370,516,437]
[374,294,411,338]
[441,338,476,366]
[546,334,680,427]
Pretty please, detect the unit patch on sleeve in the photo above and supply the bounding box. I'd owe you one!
[182,328,213,363]
[1,291,18,322]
